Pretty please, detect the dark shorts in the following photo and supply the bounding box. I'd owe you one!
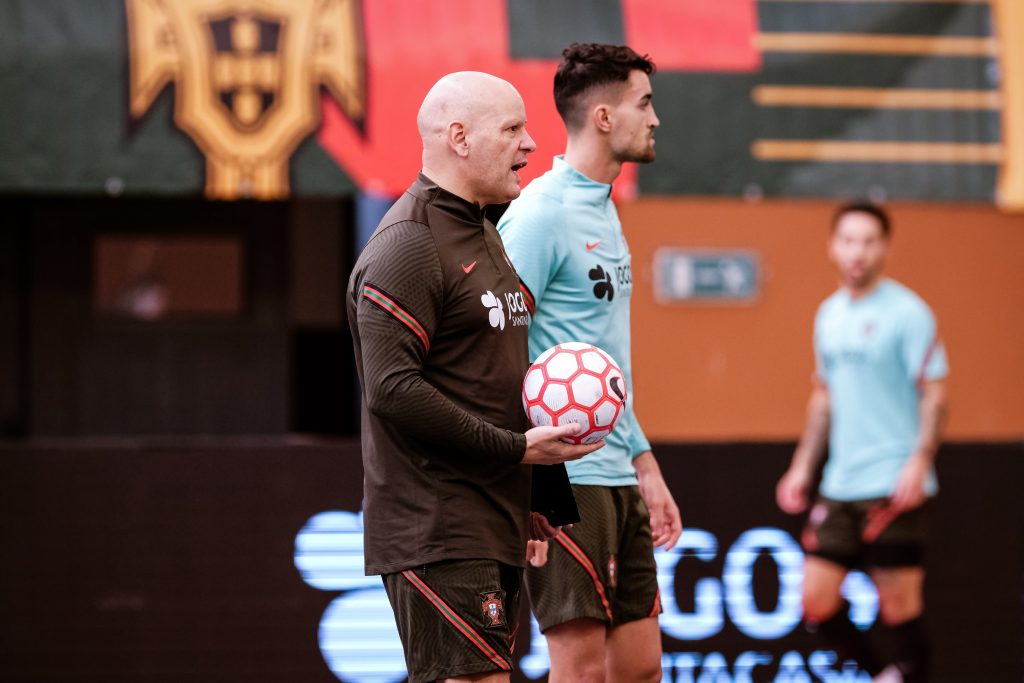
[526,484,661,632]
[382,559,522,683]
[801,496,930,569]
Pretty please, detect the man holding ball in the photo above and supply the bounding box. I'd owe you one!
[348,71,601,683]
[498,44,682,682]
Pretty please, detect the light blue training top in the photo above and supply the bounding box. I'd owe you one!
[497,156,651,486]
[814,278,948,500]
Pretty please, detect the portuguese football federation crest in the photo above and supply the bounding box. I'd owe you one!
[480,591,506,628]
[206,14,282,131]
[126,0,365,199]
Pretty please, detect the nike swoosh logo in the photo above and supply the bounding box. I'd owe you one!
[586,241,602,251]
[461,261,478,274]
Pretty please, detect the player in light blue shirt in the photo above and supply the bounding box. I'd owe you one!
[776,203,948,683]
[497,43,680,682]
[815,279,948,502]
[499,155,649,486]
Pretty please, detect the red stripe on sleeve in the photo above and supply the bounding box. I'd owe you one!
[362,285,430,352]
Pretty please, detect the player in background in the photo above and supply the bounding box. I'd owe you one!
[497,44,682,682]
[776,203,948,683]
[347,71,602,683]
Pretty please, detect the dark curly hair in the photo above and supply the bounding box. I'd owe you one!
[832,201,892,238]
[554,43,655,131]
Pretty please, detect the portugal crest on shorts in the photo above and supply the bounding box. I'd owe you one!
[480,591,506,628]
[608,554,618,589]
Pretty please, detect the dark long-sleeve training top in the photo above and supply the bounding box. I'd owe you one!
[347,173,537,575]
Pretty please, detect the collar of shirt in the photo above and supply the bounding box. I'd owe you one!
[838,278,892,307]
[410,172,487,226]
[552,155,613,203]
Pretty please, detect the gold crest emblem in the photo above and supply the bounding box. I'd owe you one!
[126,0,364,199]
[480,591,506,628]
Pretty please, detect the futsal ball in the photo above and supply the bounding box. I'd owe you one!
[522,342,627,445]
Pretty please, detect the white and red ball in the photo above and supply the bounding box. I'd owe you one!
[522,342,627,445]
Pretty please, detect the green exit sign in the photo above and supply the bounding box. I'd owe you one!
[654,249,759,303]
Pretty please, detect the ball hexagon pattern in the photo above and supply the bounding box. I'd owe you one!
[522,342,627,445]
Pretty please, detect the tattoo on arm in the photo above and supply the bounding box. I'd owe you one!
[794,388,830,472]
[914,380,948,463]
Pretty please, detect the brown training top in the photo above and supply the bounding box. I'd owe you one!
[347,173,537,575]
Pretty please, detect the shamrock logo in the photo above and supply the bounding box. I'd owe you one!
[589,265,614,301]
[481,290,506,329]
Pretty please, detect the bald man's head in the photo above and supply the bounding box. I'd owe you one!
[417,71,536,207]
[417,72,514,140]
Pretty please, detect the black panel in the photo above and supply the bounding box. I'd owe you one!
[27,198,290,435]
[639,72,761,196]
[291,329,356,435]
[0,441,1020,682]
[754,108,1000,144]
[507,0,625,59]
[759,53,998,92]
[757,1,991,38]
[0,442,357,683]
[0,201,29,436]
[638,71,1000,201]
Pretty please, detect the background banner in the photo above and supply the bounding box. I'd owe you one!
[2,441,1020,682]
[0,0,1014,202]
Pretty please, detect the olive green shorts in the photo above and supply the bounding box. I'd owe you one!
[801,496,930,569]
[382,559,522,683]
[527,484,661,632]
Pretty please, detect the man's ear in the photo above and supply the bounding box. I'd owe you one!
[591,104,612,134]
[448,121,470,157]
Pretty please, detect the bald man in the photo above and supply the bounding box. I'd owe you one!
[346,72,603,683]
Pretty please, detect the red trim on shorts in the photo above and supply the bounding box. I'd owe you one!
[648,587,662,618]
[554,531,614,622]
[862,503,901,543]
[400,570,511,671]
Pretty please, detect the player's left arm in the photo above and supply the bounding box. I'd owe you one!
[891,378,948,512]
[634,450,682,551]
[623,398,682,549]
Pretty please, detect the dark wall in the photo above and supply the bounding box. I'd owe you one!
[2,441,1020,682]
[0,207,29,435]
[2,196,357,438]
[27,199,289,435]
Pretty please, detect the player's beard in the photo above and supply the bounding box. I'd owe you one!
[631,145,656,163]
[618,135,656,164]
[841,261,883,292]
